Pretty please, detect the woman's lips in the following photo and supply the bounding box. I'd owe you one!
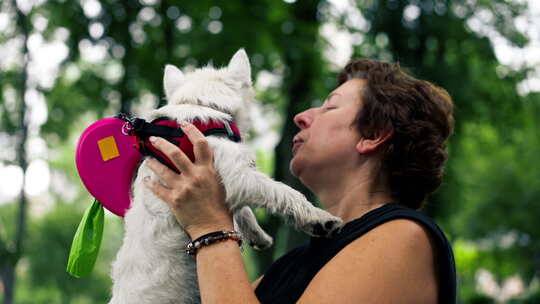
[292,136,304,155]
[292,142,303,154]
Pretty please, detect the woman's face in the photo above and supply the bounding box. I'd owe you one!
[290,78,365,186]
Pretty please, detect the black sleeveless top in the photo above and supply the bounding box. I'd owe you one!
[255,204,457,303]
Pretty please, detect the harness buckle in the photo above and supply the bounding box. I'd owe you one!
[223,121,234,137]
[223,121,241,142]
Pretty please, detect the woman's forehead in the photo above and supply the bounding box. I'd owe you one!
[332,78,365,104]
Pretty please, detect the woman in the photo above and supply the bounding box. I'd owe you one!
[144,58,457,303]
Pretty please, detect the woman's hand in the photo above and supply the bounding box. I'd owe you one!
[143,122,233,239]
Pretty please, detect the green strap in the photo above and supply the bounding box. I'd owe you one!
[66,200,104,278]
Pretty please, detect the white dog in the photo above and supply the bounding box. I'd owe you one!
[108,49,342,304]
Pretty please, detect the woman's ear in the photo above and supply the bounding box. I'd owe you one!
[356,129,394,154]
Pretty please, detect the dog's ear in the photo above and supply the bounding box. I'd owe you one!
[228,49,251,85]
[164,64,185,99]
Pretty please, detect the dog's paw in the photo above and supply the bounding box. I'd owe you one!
[298,212,343,238]
[248,234,273,250]
[311,218,343,238]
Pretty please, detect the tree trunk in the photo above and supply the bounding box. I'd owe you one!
[258,0,324,272]
[118,0,138,115]
[1,264,15,304]
[1,1,30,303]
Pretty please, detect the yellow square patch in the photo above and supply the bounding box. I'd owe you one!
[97,136,120,161]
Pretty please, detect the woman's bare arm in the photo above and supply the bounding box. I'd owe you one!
[194,219,437,304]
[252,275,264,289]
[195,237,261,304]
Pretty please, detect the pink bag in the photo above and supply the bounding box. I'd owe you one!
[75,117,141,217]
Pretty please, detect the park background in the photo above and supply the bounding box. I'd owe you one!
[1,0,540,303]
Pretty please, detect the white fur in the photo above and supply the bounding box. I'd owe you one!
[108,49,342,304]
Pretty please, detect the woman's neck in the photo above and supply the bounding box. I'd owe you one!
[322,188,394,223]
[315,165,395,223]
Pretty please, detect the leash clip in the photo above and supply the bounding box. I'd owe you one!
[117,113,135,135]
[121,122,133,135]
[117,113,146,136]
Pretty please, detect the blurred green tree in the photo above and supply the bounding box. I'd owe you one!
[342,0,538,301]
[0,1,31,303]
[24,202,114,304]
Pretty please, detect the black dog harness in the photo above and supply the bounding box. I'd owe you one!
[117,113,241,173]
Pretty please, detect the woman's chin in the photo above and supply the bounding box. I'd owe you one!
[289,157,302,178]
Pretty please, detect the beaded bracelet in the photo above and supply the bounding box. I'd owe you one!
[185,230,243,256]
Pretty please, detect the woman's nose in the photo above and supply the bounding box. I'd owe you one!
[294,109,314,129]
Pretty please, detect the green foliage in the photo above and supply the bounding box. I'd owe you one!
[44,69,111,139]
[22,201,122,303]
[509,287,540,304]
[37,0,298,139]
[255,150,274,177]
[0,202,19,264]
[448,98,540,285]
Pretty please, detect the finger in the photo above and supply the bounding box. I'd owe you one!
[180,122,213,165]
[149,136,193,174]
[143,176,174,204]
[145,158,178,187]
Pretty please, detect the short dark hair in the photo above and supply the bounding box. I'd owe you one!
[338,59,454,209]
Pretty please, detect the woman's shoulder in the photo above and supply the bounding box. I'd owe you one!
[256,205,457,303]
[349,217,439,263]
[297,217,439,303]
[338,203,452,256]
